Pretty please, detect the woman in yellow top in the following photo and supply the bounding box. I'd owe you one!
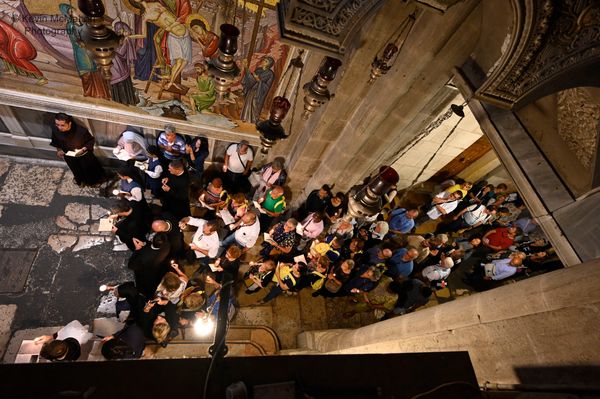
[257,261,307,304]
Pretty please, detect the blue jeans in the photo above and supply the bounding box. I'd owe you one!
[262,285,284,302]
[218,233,243,257]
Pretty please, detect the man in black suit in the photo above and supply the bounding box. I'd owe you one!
[160,159,190,220]
[128,233,171,298]
[151,215,185,260]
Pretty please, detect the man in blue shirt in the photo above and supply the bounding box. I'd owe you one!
[157,124,186,162]
[386,246,419,278]
[393,279,433,315]
[364,245,393,267]
[388,208,419,235]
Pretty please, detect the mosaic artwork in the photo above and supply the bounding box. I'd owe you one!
[0,0,289,133]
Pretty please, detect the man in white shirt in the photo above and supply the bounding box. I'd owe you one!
[462,203,495,226]
[436,203,497,233]
[422,256,454,282]
[425,190,463,220]
[218,212,261,255]
[34,320,93,361]
[179,217,219,264]
[223,140,253,192]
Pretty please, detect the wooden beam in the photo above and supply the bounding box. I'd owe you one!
[242,0,276,10]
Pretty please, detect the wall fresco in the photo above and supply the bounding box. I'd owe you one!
[0,0,289,133]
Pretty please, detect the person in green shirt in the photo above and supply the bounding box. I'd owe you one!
[258,186,286,232]
[189,63,216,114]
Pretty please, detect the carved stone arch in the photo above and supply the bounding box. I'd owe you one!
[277,0,387,55]
[276,0,472,56]
[475,0,600,109]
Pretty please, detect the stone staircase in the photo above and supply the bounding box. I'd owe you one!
[233,285,378,350]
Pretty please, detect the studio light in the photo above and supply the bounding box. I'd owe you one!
[254,50,305,154]
[256,96,291,154]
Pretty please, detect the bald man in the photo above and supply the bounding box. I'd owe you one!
[151,217,184,259]
[257,186,286,232]
[218,212,261,256]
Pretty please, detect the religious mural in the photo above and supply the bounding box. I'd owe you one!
[0,0,289,133]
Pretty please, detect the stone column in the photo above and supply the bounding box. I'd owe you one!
[0,105,35,149]
[453,66,581,265]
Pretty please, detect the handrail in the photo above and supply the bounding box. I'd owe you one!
[229,325,281,351]
[145,339,267,356]
[143,324,281,357]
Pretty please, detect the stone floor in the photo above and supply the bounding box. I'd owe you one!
[0,156,379,361]
[0,156,492,362]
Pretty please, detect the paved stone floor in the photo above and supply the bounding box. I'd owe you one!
[0,156,525,362]
[0,156,382,361]
[0,157,131,361]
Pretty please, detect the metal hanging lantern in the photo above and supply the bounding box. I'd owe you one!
[76,0,124,80]
[368,10,417,84]
[302,56,342,119]
[347,166,400,220]
[256,96,292,154]
[208,24,241,100]
[254,50,305,154]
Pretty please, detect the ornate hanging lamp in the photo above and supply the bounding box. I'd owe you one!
[76,0,124,80]
[208,24,241,100]
[368,10,418,84]
[302,56,342,119]
[256,50,305,154]
[256,96,292,153]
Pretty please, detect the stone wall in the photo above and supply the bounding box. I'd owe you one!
[298,259,600,387]
[515,88,600,197]
[277,0,485,205]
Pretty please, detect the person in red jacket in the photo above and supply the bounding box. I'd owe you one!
[482,226,520,252]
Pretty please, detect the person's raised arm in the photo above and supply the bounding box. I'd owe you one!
[127,15,148,39]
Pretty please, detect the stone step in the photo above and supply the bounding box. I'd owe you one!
[278,348,321,356]
[298,289,329,331]
[271,293,302,350]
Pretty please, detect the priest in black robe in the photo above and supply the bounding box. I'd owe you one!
[160,159,191,219]
[50,113,105,186]
[128,233,171,298]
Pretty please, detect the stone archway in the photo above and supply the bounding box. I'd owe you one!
[475,0,600,109]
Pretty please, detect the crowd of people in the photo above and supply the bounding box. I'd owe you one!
[37,114,561,361]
